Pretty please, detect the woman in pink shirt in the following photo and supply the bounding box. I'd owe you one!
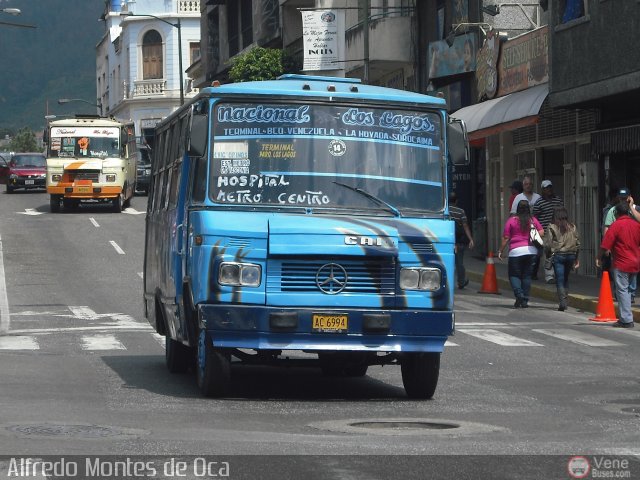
[498,200,544,308]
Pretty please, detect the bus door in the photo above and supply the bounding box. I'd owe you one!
[171,156,194,341]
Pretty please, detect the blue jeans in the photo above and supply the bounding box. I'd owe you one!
[455,244,467,287]
[508,254,535,301]
[613,269,636,324]
[552,253,576,290]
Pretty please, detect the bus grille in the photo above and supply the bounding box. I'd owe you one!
[267,258,396,295]
[66,170,100,182]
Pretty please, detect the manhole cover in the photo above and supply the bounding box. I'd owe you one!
[308,418,504,436]
[5,424,148,439]
[350,421,458,430]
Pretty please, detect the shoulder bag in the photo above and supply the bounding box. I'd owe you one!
[529,222,544,248]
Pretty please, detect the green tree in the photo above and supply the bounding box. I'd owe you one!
[9,127,38,152]
[229,47,298,83]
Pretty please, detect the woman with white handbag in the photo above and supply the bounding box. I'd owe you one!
[497,200,545,308]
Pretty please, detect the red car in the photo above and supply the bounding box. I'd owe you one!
[0,152,47,193]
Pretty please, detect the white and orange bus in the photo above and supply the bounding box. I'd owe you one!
[45,115,138,212]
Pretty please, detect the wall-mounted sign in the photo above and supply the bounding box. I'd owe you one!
[428,33,477,79]
[497,26,548,97]
[476,29,500,101]
[301,10,344,71]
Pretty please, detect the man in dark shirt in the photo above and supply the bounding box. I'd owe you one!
[449,192,474,289]
[597,201,640,328]
[532,180,563,281]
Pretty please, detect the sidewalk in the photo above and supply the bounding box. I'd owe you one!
[464,253,640,321]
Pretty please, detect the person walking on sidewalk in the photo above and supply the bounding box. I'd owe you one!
[602,187,640,303]
[449,192,475,289]
[498,199,544,308]
[510,176,541,215]
[508,179,523,212]
[533,180,564,283]
[597,201,640,328]
[544,207,580,311]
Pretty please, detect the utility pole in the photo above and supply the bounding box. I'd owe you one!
[363,0,370,84]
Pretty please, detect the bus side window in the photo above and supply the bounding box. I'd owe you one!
[168,163,180,208]
[191,157,207,203]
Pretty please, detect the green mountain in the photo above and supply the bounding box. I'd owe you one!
[0,0,105,132]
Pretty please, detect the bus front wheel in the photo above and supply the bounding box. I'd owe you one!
[112,193,123,213]
[50,195,61,213]
[196,329,230,397]
[401,352,440,399]
[165,332,191,374]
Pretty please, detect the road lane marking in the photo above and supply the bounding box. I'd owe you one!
[109,240,125,255]
[69,306,101,320]
[8,325,152,335]
[533,329,626,347]
[81,334,126,350]
[123,207,144,215]
[444,339,458,346]
[137,272,144,279]
[458,329,543,346]
[89,217,100,227]
[17,208,44,216]
[0,235,9,334]
[0,335,39,350]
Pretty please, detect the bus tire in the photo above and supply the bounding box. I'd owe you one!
[50,195,61,213]
[165,332,191,374]
[123,183,132,208]
[113,193,123,213]
[401,352,440,399]
[196,329,230,397]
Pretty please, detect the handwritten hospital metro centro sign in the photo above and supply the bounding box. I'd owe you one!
[301,10,344,71]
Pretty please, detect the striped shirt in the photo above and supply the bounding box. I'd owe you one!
[532,195,564,231]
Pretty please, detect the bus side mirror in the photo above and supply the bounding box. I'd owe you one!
[189,114,208,157]
[448,118,470,166]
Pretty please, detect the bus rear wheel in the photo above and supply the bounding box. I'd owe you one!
[401,352,440,399]
[196,329,230,397]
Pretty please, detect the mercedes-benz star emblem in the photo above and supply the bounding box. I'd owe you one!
[315,263,348,294]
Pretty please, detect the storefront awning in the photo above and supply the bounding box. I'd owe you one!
[452,84,549,141]
[591,124,640,154]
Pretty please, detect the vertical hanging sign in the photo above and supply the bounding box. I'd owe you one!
[301,10,342,71]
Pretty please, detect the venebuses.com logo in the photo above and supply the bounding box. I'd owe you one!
[567,455,632,478]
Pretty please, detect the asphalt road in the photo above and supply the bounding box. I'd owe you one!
[0,190,638,479]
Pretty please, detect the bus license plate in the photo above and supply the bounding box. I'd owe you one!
[312,314,348,333]
[76,186,90,193]
[25,180,34,185]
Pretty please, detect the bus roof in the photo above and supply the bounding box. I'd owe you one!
[199,74,447,108]
[48,116,126,128]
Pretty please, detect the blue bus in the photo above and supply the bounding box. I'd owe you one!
[143,74,469,399]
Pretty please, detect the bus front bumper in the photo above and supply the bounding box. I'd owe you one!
[47,185,122,198]
[198,304,454,353]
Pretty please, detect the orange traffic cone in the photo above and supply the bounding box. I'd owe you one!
[478,252,501,294]
[589,270,618,322]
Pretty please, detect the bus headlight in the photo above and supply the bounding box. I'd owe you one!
[106,174,116,182]
[399,267,441,291]
[51,174,61,182]
[218,262,262,287]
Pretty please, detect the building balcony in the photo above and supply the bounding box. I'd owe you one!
[132,79,166,97]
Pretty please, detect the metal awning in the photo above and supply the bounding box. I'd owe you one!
[452,84,549,141]
[591,124,640,154]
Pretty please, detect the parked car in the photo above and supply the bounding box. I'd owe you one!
[135,144,152,195]
[4,152,47,193]
[0,152,10,185]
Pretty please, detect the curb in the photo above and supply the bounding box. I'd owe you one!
[467,270,640,321]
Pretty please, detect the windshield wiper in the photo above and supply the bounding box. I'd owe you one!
[333,181,401,217]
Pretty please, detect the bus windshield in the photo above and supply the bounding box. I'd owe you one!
[48,126,120,159]
[211,102,444,214]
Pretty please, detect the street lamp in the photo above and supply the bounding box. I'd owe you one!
[120,11,184,106]
[58,98,103,116]
[446,22,493,47]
